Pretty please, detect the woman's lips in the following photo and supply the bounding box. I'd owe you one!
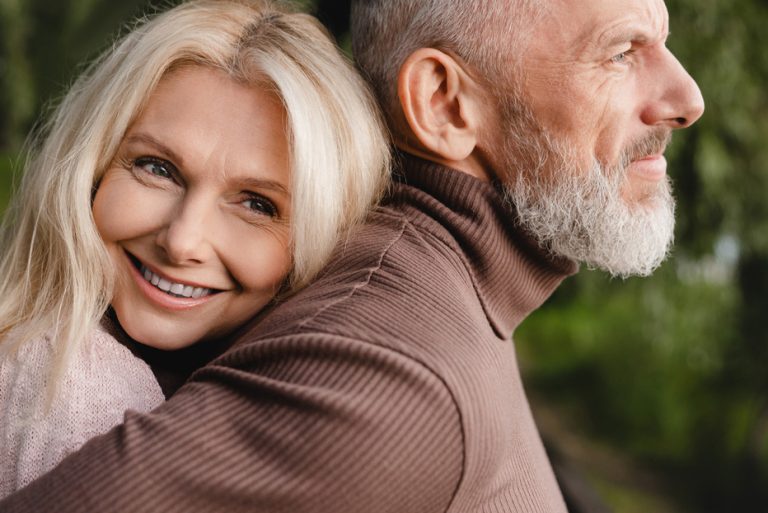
[124,251,220,312]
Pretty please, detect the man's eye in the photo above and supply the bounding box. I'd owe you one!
[242,194,278,218]
[610,50,631,64]
[133,157,174,179]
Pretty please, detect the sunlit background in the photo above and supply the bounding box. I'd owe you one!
[1,1,765,512]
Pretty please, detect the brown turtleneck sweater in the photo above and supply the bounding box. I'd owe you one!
[0,155,577,512]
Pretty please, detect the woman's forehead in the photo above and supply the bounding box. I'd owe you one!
[127,66,291,191]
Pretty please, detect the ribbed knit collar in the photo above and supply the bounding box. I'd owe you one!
[391,153,578,339]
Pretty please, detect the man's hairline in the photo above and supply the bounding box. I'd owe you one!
[350,0,544,141]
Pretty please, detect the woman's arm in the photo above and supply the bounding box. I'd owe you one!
[0,332,464,513]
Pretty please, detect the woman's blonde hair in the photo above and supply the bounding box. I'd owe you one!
[0,0,390,364]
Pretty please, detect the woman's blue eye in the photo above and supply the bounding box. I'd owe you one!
[243,194,278,218]
[134,157,174,179]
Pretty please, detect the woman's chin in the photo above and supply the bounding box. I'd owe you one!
[116,312,200,351]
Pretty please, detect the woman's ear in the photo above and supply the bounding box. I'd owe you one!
[397,48,483,163]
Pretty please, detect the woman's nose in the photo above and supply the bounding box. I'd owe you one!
[155,198,215,265]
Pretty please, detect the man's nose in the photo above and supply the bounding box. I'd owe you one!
[155,198,215,265]
[641,48,705,129]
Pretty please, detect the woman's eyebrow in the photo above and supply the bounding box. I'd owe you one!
[235,177,291,197]
[124,132,290,196]
[124,133,185,167]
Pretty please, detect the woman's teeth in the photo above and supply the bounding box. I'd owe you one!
[140,265,212,299]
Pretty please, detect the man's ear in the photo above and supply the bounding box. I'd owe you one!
[397,48,483,163]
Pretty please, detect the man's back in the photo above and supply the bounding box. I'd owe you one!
[247,156,576,510]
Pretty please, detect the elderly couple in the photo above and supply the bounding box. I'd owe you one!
[0,0,703,511]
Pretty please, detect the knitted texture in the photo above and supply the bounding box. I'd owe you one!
[0,155,578,512]
[0,327,164,497]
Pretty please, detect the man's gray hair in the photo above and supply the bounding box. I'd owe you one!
[351,0,539,126]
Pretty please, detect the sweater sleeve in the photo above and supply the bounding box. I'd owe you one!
[0,333,464,513]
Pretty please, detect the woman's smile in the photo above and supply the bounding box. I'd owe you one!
[127,250,219,301]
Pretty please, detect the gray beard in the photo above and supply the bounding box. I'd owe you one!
[499,98,675,278]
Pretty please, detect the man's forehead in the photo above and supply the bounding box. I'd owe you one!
[537,0,669,50]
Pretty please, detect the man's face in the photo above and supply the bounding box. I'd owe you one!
[493,0,704,276]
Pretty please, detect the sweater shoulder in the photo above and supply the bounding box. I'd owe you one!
[0,328,163,402]
[231,202,496,402]
[0,329,164,497]
[262,203,477,336]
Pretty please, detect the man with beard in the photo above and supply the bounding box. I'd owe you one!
[353,0,701,278]
[1,1,703,512]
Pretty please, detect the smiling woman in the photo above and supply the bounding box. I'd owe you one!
[0,0,389,496]
[94,67,295,350]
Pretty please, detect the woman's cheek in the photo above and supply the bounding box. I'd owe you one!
[93,173,175,242]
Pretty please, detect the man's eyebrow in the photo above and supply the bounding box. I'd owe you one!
[124,133,185,167]
[598,25,666,49]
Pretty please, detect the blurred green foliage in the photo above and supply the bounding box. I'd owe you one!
[0,1,766,512]
[0,152,13,209]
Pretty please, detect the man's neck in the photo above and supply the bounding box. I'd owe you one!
[395,143,493,182]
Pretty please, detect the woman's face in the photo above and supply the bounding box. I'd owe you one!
[93,66,292,350]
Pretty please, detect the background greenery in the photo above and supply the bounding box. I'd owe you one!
[1,1,765,511]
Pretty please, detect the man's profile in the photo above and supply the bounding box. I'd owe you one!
[353,0,701,279]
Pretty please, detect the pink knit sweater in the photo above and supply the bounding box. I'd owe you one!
[0,327,164,498]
